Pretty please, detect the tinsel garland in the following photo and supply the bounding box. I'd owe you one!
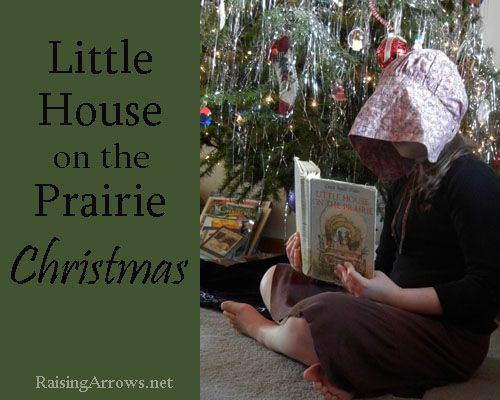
[200,0,499,200]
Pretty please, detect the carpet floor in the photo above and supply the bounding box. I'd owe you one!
[201,308,500,400]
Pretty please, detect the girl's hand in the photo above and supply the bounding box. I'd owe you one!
[335,262,401,304]
[285,232,302,273]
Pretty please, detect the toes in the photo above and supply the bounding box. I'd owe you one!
[222,311,237,331]
[221,310,239,331]
[304,362,323,382]
[305,363,353,400]
[324,392,339,400]
[221,300,238,311]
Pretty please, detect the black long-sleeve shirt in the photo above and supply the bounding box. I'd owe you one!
[375,154,500,335]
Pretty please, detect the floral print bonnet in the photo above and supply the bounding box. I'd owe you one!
[349,49,468,181]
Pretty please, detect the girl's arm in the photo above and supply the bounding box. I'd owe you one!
[336,263,442,315]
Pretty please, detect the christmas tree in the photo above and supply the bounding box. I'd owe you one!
[200,0,499,203]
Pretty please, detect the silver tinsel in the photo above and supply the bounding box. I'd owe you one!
[201,0,499,199]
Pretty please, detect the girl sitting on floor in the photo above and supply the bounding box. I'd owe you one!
[221,49,500,399]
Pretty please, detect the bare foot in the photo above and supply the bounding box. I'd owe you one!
[304,363,353,400]
[221,301,277,341]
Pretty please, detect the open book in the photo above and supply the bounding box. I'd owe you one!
[294,157,377,285]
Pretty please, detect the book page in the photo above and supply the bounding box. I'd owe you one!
[293,158,320,272]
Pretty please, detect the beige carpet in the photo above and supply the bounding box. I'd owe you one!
[201,308,500,400]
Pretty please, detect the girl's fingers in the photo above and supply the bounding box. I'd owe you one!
[286,233,302,271]
[286,237,296,260]
[295,248,301,266]
[286,232,299,246]
[292,248,300,270]
[346,263,368,286]
[336,264,360,295]
[335,264,347,281]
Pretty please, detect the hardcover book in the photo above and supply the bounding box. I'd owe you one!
[294,157,377,285]
[200,196,272,261]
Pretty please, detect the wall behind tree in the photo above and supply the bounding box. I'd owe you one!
[482,2,500,67]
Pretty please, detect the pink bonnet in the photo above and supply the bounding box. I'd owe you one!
[349,49,468,180]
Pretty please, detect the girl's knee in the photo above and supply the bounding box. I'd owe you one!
[260,265,276,293]
[260,264,277,310]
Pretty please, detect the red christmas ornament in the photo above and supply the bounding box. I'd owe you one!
[377,35,410,69]
[268,36,290,63]
[200,106,211,116]
[468,0,483,7]
[331,81,347,101]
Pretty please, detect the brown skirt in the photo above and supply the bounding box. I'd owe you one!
[270,263,490,398]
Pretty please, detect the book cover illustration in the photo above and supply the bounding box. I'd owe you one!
[199,196,272,260]
[294,157,377,284]
[201,227,245,258]
[308,179,376,284]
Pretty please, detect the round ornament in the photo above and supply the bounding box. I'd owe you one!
[477,100,491,125]
[468,0,484,7]
[377,35,409,68]
[200,106,212,127]
[331,81,347,101]
[347,28,366,52]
